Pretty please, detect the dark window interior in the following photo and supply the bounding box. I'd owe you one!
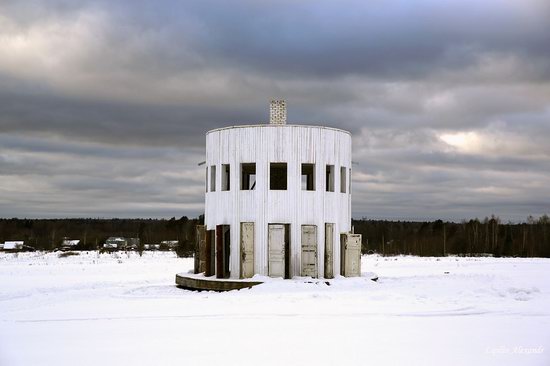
[222,164,230,191]
[301,163,315,191]
[326,165,334,192]
[241,163,256,190]
[210,165,216,192]
[270,163,287,190]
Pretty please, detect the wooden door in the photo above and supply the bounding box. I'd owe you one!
[341,233,361,277]
[240,222,254,278]
[268,224,285,278]
[324,223,334,279]
[301,225,318,278]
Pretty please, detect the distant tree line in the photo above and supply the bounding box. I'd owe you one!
[353,215,550,258]
[1,214,549,257]
[0,216,203,257]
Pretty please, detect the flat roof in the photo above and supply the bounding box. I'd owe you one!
[206,124,351,136]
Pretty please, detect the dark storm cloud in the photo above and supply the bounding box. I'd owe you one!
[187,1,550,79]
[0,134,206,218]
[0,87,258,147]
[0,0,549,219]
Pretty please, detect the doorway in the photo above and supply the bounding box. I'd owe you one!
[268,224,290,278]
[301,225,318,278]
[205,229,215,276]
[216,225,230,279]
[325,223,334,279]
[240,222,254,278]
[340,233,361,277]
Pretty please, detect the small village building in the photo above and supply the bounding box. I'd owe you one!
[196,101,362,280]
[102,237,140,250]
[61,239,80,250]
[160,240,179,250]
[125,238,140,250]
[2,241,25,251]
[143,244,161,251]
[103,237,126,250]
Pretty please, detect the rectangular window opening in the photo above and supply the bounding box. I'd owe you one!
[326,165,334,192]
[301,163,315,191]
[222,164,230,191]
[340,166,347,193]
[241,163,256,190]
[270,163,287,190]
[205,167,208,192]
[210,165,216,192]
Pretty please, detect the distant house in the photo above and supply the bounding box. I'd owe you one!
[126,238,140,250]
[61,239,80,251]
[143,244,160,251]
[2,241,25,251]
[103,237,126,250]
[160,240,179,250]
[102,237,140,251]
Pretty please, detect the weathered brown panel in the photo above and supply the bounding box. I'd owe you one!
[205,230,215,276]
[340,234,346,276]
[195,225,206,274]
[216,225,223,279]
[223,226,230,279]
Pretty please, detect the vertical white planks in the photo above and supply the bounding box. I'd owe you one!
[205,125,352,279]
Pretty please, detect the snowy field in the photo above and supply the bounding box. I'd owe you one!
[0,252,549,366]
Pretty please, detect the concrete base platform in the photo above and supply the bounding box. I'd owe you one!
[175,273,263,292]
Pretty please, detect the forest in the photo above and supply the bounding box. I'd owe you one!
[0,216,202,256]
[353,215,550,257]
[1,215,549,257]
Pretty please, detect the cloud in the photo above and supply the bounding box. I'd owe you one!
[0,0,549,220]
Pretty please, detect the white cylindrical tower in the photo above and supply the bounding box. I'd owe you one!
[204,101,352,279]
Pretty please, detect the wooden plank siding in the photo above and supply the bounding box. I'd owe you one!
[205,125,352,279]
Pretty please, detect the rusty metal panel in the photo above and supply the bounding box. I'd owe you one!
[205,230,215,276]
[195,225,206,274]
[240,222,255,279]
[268,224,285,278]
[216,225,223,279]
[194,240,199,274]
[340,233,361,277]
[223,226,231,279]
[214,225,231,279]
[340,234,346,276]
[301,225,317,278]
[324,223,334,279]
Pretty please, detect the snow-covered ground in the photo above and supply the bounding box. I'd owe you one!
[0,252,549,366]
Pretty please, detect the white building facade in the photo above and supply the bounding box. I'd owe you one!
[203,101,357,280]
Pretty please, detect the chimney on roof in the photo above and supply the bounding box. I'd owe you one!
[269,100,287,125]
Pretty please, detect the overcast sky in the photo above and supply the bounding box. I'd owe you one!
[1,0,550,221]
